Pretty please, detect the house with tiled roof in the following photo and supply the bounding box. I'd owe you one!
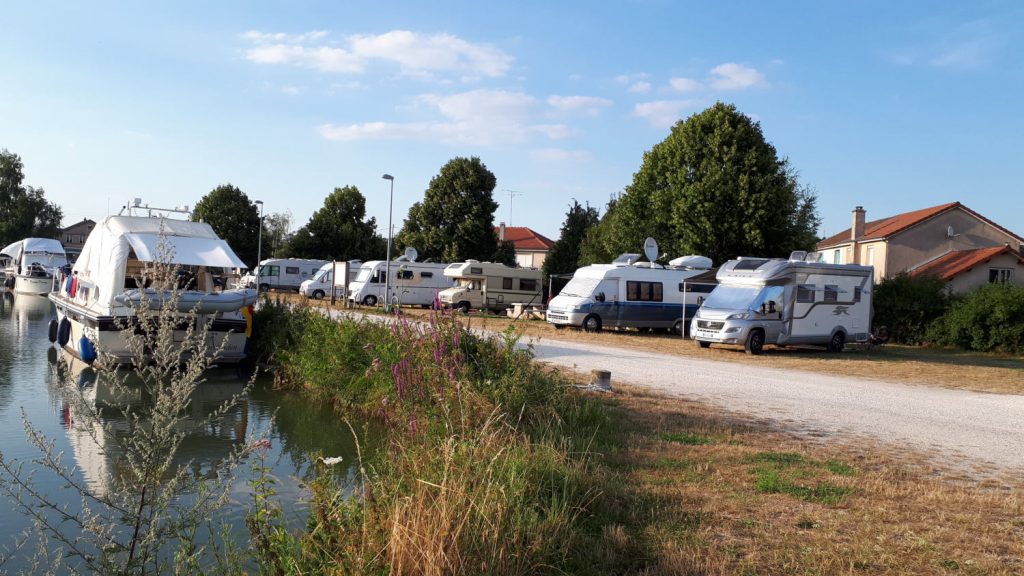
[816,202,1024,292]
[495,223,555,268]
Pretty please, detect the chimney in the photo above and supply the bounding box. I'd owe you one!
[498,222,506,241]
[852,206,865,241]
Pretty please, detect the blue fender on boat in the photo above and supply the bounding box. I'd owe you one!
[79,336,97,365]
[48,319,58,343]
[56,318,71,347]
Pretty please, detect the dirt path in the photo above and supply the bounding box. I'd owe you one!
[526,335,1024,475]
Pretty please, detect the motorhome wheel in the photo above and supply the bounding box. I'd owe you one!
[456,301,471,314]
[745,329,765,355]
[362,295,378,306]
[583,314,602,332]
[312,289,325,300]
[827,331,846,353]
[671,319,685,336]
[258,283,270,293]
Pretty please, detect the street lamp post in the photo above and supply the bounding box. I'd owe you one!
[255,200,264,290]
[381,174,395,312]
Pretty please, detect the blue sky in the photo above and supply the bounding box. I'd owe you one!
[2,1,1022,250]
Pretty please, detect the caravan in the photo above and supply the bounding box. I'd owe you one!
[299,260,362,300]
[348,259,453,307]
[691,252,873,354]
[546,254,715,334]
[439,261,543,313]
[242,258,328,292]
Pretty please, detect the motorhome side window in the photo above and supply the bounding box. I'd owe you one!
[679,282,715,293]
[370,270,384,283]
[824,285,839,303]
[397,270,413,280]
[285,266,300,275]
[267,265,280,277]
[520,278,537,291]
[420,271,433,278]
[626,281,663,302]
[470,267,483,275]
[503,277,513,289]
[854,287,862,302]
[797,284,815,303]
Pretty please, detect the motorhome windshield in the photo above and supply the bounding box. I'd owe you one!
[356,267,385,283]
[559,276,600,298]
[702,284,762,310]
[313,269,330,282]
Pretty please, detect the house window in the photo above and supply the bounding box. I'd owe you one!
[834,250,841,264]
[797,284,815,303]
[502,277,513,289]
[824,285,839,303]
[519,278,538,291]
[626,281,663,302]
[867,246,875,266]
[989,268,1013,283]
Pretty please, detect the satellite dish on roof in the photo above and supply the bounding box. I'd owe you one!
[404,247,418,262]
[643,237,659,262]
[946,225,960,239]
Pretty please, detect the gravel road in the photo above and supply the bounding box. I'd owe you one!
[527,336,1024,474]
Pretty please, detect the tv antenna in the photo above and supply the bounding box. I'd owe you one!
[502,189,524,225]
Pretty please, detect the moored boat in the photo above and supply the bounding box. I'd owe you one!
[48,214,257,365]
[1,238,67,295]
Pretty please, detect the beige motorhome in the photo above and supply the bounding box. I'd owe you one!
[439,260,543,312]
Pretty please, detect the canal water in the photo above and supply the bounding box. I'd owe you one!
[0,291,362,571]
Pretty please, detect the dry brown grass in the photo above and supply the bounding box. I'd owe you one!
[602,384,1024,575]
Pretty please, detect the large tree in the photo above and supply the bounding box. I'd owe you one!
[542,200,600,277]
[263,211,293,258]
[288,185,385,261]
[192,184,261,267]
[396,157,501,263]
[589,103,820,265]
[0,149,63,246]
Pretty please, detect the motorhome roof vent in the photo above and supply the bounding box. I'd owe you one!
[668,255,713,269]
[612,253,641,266]
[788,251,807,262]
[733,258,770,271]
[804,251,821,263]
[465,259,480,264]
[394,255,411,262]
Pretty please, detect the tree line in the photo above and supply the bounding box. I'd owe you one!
[2,102,822,272]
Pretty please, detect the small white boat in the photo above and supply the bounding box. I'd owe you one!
[1,238,68,295]
[49,213,255,365]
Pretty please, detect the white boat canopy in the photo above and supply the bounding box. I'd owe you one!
[22,238,66,254]
[0,241,20,259]
[75,216,248,308]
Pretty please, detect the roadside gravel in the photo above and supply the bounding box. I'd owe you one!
[527,336,1024,475]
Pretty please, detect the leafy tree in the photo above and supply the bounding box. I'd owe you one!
[492,240,517,267]
[543,200,600,277]
[192,184,261,267]
[586,103,820,265]
[927,283,1024,353]
[0,149,63,245]
[873,273,950,344]
[578,196,620,266]
[396,157,500,263]
[288,186,385,261]
[263,211,293,258]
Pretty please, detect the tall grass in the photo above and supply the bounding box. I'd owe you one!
[248,304,621,574]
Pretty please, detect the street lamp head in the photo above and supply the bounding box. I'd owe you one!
[382,174,394,181]
[255,200,263,205]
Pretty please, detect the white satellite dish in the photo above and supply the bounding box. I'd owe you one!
[643,237,659,262]
[404,247,418,262]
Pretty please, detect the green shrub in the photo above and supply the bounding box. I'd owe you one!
[927,283,1024,353]
[873,273,950,344]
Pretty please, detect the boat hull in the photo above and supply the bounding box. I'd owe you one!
[14,275,53,295]
[50,295,250,366]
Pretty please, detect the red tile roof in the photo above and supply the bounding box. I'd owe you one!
[496,226,555,251]
[817,202,959,249]
[910,246,1023,281]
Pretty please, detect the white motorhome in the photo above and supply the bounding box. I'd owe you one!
[299,260,362,300]
[439,261,543,313]
[691,252,873,354]
[546,254,715,334]
[242,258,328,292]
[348,259,453,307]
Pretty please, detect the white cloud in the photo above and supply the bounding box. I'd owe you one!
[242,29,512,79]
[319,89,570,146]
[633,99,697,129]
[668,77,704,92]
[529,148,593,162]
[546,95,612,116]
[628,81,651,93]
[708,63,767,90]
